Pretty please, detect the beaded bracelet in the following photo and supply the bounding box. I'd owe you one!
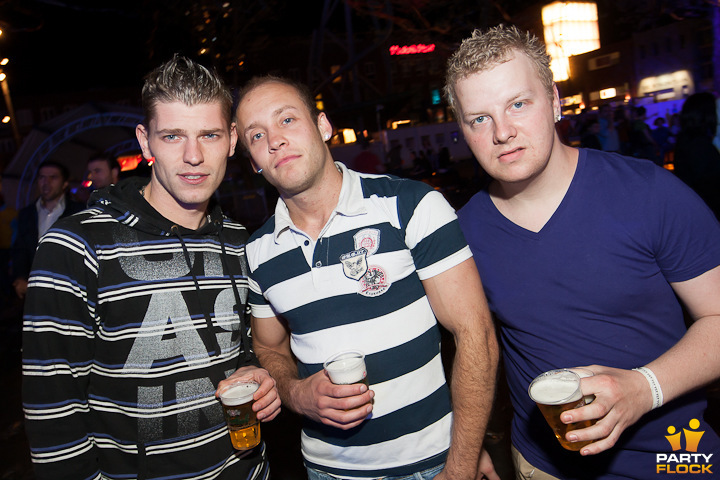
[633,366,663,410]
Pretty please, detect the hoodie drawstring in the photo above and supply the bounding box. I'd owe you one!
[171,225,222,357]
[219,232,254,363]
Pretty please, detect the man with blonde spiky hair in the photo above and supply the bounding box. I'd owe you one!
[446,24,720,479]
[22,54,280,480]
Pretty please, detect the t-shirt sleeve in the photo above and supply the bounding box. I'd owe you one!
[247,275,276,319]
[649,167,720,282]
[401,187,472,280]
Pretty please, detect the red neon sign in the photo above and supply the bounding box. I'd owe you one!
[389,44,436,55]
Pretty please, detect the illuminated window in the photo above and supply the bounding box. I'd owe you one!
[599,88,616,99]
[341,129,357,144]
[542,2,600,82]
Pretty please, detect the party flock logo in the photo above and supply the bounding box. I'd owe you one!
[656,418,713,474]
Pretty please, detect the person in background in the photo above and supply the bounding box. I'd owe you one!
[650,117,673,166]
[445,24,720,479]
[87,154,121,190]
[22,54,280,480]
[352,137,384,174]
[233,74,499,480]
[0,175,21,338]
[579,119,602,150]
[613,105,631,155]
[597,104,620,153]
[629,106,661,164]
[0,172,18,313]
[673,91,720,219]
[10,160,84,299]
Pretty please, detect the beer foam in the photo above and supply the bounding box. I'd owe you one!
[325,357,366,385]
[220,382,259,406]
[529,377,582,405]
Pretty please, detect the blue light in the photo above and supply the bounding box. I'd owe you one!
[431,89,441,105]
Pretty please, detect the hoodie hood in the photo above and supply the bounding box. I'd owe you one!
[88,176,254,360]
[88,176,225,237]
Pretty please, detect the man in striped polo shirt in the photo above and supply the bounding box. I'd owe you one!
[234,76,499,480]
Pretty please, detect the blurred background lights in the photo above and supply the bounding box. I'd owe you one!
[542,1,600,82]
[341,128,356,144]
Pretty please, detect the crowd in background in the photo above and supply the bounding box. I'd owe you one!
[562,93,720,219]
[2,92,720,325]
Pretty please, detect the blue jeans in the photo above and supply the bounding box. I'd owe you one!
[307,463,445,480]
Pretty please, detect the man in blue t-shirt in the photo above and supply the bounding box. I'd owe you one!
[444,25,720,479]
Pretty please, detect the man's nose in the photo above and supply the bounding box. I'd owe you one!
[493,115,517,144]
[184,138,204,165]
[267,129,287,151]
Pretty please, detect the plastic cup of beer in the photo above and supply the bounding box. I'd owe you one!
[528,369,595,451]
[323,351,368,386]
[218,381,261,450]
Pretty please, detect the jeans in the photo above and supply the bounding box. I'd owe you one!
[307,463,445,480]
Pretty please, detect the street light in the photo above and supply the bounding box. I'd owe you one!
[0,57,21,147]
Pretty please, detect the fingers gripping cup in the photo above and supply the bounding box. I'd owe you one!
[528,369,596,451]
[219,381,261,450]
[569,367,596,404]
[324,351,368,386]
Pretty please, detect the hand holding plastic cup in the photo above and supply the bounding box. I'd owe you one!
[323,351,368,386]
[569,367,596,404]
[218,380,261,450]
[528,368,597,451]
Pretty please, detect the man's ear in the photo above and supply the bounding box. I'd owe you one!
[136,124,153,160]
[552,83,561,120]
[229,122,239,158]
[318,112,333,140]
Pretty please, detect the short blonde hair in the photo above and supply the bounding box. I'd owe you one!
[444,25,553,113]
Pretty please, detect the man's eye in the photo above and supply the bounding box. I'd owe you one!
[252,132,264,141]
[512,101,524,109]
[282,117,294,125]
[471,116,486,125]
[164,134,178,141]
[204,133,218,139]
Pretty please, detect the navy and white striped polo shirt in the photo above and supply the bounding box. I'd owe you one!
[247,162,472,478]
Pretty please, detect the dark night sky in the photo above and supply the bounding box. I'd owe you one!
[0,1,699,99]
[1,2,148,96]
[0,1,325,98]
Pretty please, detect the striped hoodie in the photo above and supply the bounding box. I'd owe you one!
[22,177,268,480]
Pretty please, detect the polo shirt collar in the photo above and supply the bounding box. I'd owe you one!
[272,162,367,242]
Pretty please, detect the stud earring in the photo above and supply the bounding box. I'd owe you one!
[324,133,330,141]
[555,114,561,123]
[256,168,263,174]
